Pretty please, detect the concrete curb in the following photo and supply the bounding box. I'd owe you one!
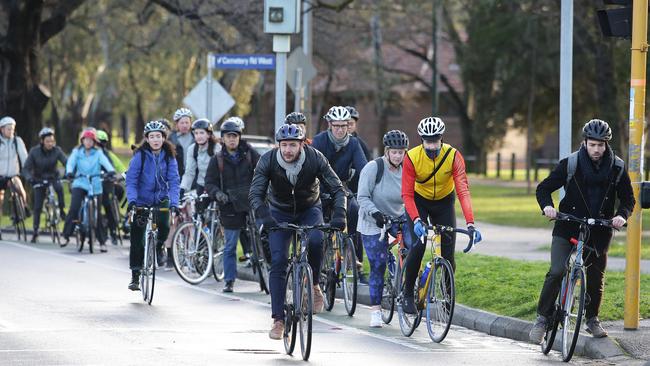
[235,263,627,360]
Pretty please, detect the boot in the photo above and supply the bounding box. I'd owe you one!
[30,231,38,243]
[128,271,141,291]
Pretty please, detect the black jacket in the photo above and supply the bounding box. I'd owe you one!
[536,152,635,249]
[23,145,67,182]
[205,141,260,226]
[249,145,347,214]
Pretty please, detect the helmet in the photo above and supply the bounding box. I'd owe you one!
[345,106,359,120]
[224,116,245,130]
[173,107,193,122]
[285,112,307,125]
[191,118,213,133]
[275,124,305,142]
[220,120,242,135]
[144,120,167,137]
[417,117,445,138]
[383,130,409,149]
[80,129,98,143]
[158,118,171,130]
[324,106,351,122]
[582,119,612,141]
[96,130,109,142]
[0,116,16,128]
[38,127,55,139]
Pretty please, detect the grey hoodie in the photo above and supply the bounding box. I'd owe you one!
[0,135,28,177]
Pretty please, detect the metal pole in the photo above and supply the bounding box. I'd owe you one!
[431,0,438,115]
[302,0,313,136]
[274,35,290,132]
[559,0,573,198]
[624,0,648,330]
[207,53,213,121]
[294,68,303,113]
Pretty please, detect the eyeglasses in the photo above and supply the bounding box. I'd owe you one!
[331,124,348,130]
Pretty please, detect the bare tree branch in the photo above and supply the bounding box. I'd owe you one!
[40,0,87,45]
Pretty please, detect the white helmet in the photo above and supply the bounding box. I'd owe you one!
[173,107,193,122]
[324,106,351,122]
[224,116,245,130]
[417,117,445,138]
[0,116,16,128]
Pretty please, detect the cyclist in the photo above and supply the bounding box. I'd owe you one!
[284,112,312,144]
[401,116,481,314]
[312,106,368,282]
[345,106,372,160]
[180,118,220,196]
[0,116,30,239]
[96,130,127,245]
[529,119,634,343]
[169,108,195,156]
[249,124,347,340]
[204,119,260,293]
[358,130,415,327]
[23,127,67,243]
[62,129,115,252]
[125,120,180,291]
[159,118,185,181]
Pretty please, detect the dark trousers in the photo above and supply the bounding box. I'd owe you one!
[62,188,106,244]
[403,192,456,295]
[32,181,64,232]
[129,206,170,270]
[101,181,117,236]
[268,205,324,321]
[537,236,609,320]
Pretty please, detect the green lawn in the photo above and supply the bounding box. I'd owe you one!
[607,237,650,259]
[483,168,552,182]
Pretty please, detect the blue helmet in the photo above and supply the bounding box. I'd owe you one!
[275,124,305,142]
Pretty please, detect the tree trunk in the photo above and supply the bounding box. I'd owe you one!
[371,12,389,150]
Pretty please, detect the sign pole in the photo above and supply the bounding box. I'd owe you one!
[274,35,290,132]
[207,53,213,121]
[294,68,303,113]
[559,0,573,200]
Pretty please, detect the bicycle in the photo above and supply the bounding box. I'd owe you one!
[246,210,270,293]
[105,177,125,246]
[32,179,63,246]
[540,212,614,362]
[171,191,214,285]
[319,227,358,316]
[378,216,408,325]
[2,175,28,241]
[130,206,169,305]
[397,223,473,342]
[268,222,332,361]
[73,173,105,253]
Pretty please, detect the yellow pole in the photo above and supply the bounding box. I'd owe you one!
[624,0,648,330]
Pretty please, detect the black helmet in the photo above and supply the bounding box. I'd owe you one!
[383,130,409,149]
[275,124,305,142]
[220,120,242,136]
[345,106,359,120]
[192,118,213,133]
[285,112,307,125]
[582,119,612,141]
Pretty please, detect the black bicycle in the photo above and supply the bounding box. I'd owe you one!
[130,206,168,305]
[246,210,270,294]
[32,179,62,246]
[3,175,28,241]
[74,173,105,253]
[319,227,357,316]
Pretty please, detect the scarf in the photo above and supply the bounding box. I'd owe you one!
[276,148,306,186]
[326,129,350,152]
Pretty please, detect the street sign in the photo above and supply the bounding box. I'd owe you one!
[183,76,235,123]
[286,46,317,93]
[212,54,276,70]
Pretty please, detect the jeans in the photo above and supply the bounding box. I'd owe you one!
[268,205,324,321]
[224,228,240,282]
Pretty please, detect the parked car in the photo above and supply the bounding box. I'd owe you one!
[242,134,275,155]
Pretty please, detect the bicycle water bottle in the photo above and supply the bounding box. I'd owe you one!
[203,226,210,236]
[387,255,396,276]
[419,262,432,288]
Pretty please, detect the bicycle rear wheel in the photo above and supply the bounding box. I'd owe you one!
[76,223,84,252]
[171,222,213,284]
[111,197,124,246]
[397,264,422,337]
[12,193,27,241]
[87,200,95,254]
[320,236,336,311]
[212,226,225,282]
[561,267,585,362]
[298,264,313,361]
[283,264,297,355]
[425,258,455,343]
[250,225,270,294]
[341,235,358,316]
[142,232,157,304]
[381,255,397,324]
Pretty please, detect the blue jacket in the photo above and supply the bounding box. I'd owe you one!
[312,131,368,183]
[65,146,114,195]
[126,148,180,208]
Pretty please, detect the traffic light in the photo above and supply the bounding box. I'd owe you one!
[597,0,633,38]
[264,0,301,34]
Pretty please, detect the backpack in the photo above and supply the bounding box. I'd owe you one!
[137,148,171,179]
[373,157,384,185]
[565,151,625,189]
[214,149,253,190]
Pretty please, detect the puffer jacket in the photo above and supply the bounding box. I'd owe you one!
[126,147,180,208]
[66,146,115,195]
[23,144,67,182]
[0,135,28,177]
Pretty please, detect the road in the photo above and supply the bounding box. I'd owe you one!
[0,238,632,366]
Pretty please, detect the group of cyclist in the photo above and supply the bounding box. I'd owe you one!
[1,107,632,346]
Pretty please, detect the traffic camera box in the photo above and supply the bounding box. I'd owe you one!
[264,0,301,34]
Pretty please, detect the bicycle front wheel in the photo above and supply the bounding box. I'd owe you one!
[171,222,213,285]
[87,200,95,254]
[425,258,455,343]
[283,264,297,355]
[341,236,358,316]
[212,226,225,282]
[142,232,157,305]
[320,236,336,311]
[381,255,396,324]
[250,226,270,294]
[542,304,561,355]
[561,267,585,362]
[397,264,422,337]
[298,264,313,361]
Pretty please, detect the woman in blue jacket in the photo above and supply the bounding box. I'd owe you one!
[62,129,115,252]
[126,120,180,291]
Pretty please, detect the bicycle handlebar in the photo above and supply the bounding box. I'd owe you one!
[379,216,408,241]
[264,222,337,233]
[553,212,616,229]
[423,224,475,253]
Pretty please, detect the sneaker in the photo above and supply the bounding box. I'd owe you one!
[156,247,166,267]
[100,243,107,253]
[529,315,548,344]
[370,310,383,328]
[165,258,174,271]
[243,259,252,268]
[25,206,32,218]
[269,319,284,340]
[585,317,608,338]
[358,272,369,285]
[60,236,69,248]
[128,271,140,291]
[223,281,234,293]
[313,285,324,314]
[402,295,417,314]
[238,254,251,262]
[110,235,118,246]
[30,233,38,243]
